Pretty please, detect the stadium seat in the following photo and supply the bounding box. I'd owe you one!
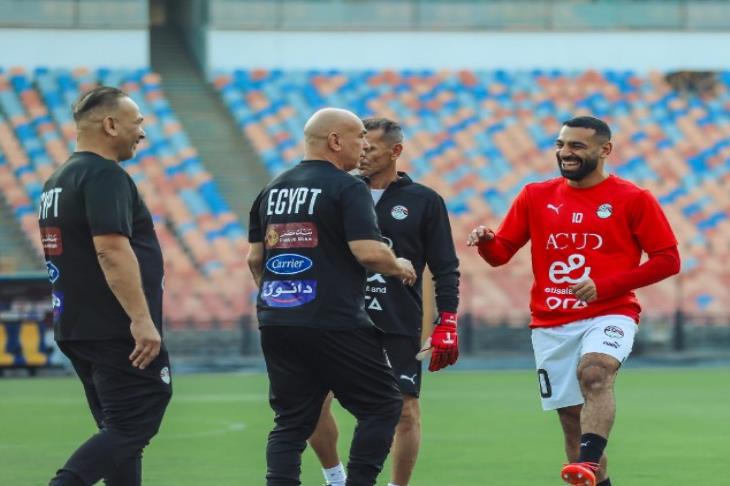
[211,68,730,320]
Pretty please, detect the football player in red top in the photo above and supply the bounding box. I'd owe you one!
[468,116,680,486]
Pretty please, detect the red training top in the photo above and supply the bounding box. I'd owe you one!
[477,175,680,328]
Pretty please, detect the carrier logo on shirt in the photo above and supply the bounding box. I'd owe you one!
[46,261,60,284]
[261,280,317,308]
[596,203,613,219]
[265,223,318,249]
[265,253,313,275]
[391,205,409,220]
[40,227,63,255]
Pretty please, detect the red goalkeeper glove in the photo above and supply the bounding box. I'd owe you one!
[428,311,459,372]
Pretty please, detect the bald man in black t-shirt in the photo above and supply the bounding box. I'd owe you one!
[248,108,416,486]
[39,87,171,486]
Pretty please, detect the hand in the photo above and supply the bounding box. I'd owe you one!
[428,312,459,372]
[571,278,598,303]
[129,317,161,369]
[396,257,417,286]
[467,226,495,246]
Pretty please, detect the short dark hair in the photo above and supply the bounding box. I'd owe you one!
[362,117,404,144]
[562,116,611,142]
[72,86,128,122]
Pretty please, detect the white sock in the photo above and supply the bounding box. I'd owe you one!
[388,483,401,486]
[322,463,346,486]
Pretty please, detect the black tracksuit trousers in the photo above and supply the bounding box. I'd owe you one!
[261,326,403,486]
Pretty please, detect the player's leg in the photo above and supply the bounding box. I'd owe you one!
[557,405,582,463]
[261,326,329,486]
[103,455,141,486]
[309,392,347,486]
[570,315,637,485]
[48,342,96,486]
[531,323,599,485]
[557,406,608,483]
[49,340,172,486]
[575,352,617,483]
[382,334,423,486]
[390,395,420,486]
[319,328,402,486]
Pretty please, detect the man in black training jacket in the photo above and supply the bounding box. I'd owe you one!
[248,108,417,486]
[39,87,171,486]
[308,117,460,486]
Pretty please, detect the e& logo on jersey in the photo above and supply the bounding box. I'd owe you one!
[548,254,591,284]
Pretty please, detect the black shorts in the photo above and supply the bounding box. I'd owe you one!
[57,339,172,437]
[382,334,422,397]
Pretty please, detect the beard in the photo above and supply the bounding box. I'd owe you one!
[556,154,599,182]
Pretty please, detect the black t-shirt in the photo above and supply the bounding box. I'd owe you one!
[38,151,164,341]
[249,160,382,329]
[363,173,460,337]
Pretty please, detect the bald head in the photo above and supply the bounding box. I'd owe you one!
[303,108,368,171]
[304,108,362,144]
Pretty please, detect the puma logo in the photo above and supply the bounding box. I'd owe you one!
[547,203,563,214]
[400,373,417,385]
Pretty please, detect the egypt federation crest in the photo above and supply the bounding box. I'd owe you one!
[596,203,613,219]
[391,205,409,220]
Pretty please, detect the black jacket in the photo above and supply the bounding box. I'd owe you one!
[363,172,460,337]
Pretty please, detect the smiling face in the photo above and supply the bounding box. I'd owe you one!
[554,125,608,182]
[110,97,146,162]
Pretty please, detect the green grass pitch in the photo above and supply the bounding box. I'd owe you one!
[1,368,727,485]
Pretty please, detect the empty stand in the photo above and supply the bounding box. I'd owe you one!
[0,67,256,326]
[212,68,730,319]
